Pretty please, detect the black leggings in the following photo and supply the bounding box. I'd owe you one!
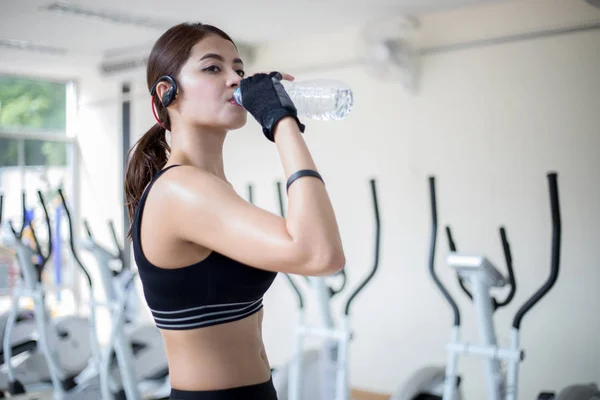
[169,377,278,400]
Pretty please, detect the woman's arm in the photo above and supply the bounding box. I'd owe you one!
[166,72,345,276]
[163,148,344,276]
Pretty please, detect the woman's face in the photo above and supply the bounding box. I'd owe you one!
[173,34,247,131]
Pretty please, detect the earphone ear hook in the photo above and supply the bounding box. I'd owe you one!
[150,75,178,130]
[150,75,178,107]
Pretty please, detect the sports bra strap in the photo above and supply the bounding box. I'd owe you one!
[141,164,181,197]
[153,164,181,181]
[134,164,181,220]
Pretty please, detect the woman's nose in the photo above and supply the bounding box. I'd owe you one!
[227,72,242,87]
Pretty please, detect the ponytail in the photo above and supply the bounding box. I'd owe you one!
[124,123,170,238]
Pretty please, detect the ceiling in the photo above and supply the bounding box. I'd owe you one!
[0,0,506,78]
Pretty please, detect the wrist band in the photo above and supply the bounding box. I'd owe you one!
[286,170,324,193]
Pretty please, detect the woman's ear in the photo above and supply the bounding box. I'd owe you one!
[151,75,178,107]
[156,81,177,107]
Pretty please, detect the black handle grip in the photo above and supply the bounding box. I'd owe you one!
[512,172,561,329]
[16,192,52,280]
[344,178,381,316]
[428,177,460,326]
[19,192,26,238]
[496,226,516,309]
[108,220,125,265]
[8,221,18,239]
[27,206,44,258]
[37,191,52,267]
[247,184,254,204]
[330,269,348,296]
[274,180,304,309]
[445,226,457,252]
[57,188,93,289]
[21,192,45,262]
[457,275,473,301]
[83,220,93,238]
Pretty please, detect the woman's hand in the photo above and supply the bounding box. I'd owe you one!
[239,71,304,141]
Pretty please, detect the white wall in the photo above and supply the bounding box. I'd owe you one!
[72,0,600,397]
[237,2,600,398]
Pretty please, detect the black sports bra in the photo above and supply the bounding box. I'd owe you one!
[131,165,278,330]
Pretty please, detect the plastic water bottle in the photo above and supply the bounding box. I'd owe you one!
[233,79,353,121]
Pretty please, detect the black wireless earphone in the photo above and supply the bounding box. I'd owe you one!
[150,75,178,107]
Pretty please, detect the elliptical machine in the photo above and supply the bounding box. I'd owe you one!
[260,178,381,400]
[0,189,104,399]
[393,172,599,400]
[79,218,171,399]
[0,193,49,394]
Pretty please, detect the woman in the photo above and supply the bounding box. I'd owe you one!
[124,22,345,400]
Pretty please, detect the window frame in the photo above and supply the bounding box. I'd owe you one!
[0,73,81,310]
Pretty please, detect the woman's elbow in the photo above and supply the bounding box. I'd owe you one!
[307,248,346,276]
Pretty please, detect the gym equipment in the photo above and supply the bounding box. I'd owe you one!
[392,366,461,400]
[394,172,599,400]
[263,179,381,400]
[0,194,44,376]
[0,193,57,396]
[80,218,171,400]
[0,189,104,399]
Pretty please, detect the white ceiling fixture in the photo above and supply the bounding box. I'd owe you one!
[99,57,149,76]
[0,38,68,55]
[360,14,421,93]
[39,1,174,30]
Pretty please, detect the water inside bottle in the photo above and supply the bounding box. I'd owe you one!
[233,80,353,121]
[284,80,353,121]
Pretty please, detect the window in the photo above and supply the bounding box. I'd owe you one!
[0,75,67,133]
[0,74,77,315]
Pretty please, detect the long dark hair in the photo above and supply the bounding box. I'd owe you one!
[124,22,236,238]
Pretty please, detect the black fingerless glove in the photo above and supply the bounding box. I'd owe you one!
[239,72,305,141]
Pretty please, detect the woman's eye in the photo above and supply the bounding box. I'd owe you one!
[204,66,244,77]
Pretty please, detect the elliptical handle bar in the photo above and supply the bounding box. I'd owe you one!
[108,220,125,266]
[57,188,94,288]
[445,226,474,301]
[19,192,26,238]
[247,184,254,205]
[27,194,44,258]
[6,193,26,243]
[36,191,52,268]
[495,226,516,309]
[512,172,561,329]
[344,178,380,316]
[84,218,124,263]
[15,191,52,268]
[428,176,461,326]
[83,219,93,238]
[16,192,43,255]
[445,226,457,252]
[275,181,305,310]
